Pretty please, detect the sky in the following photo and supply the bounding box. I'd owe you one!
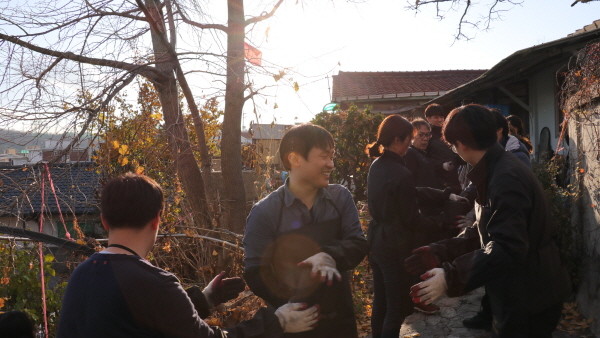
[240,0,600,128]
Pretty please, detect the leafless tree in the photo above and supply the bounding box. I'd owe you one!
[0,0,284,233]
[408,0,598,40]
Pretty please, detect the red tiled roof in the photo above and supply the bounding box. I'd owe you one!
[332,70,487,100]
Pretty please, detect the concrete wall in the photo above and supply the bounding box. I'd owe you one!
[569,109,600,336]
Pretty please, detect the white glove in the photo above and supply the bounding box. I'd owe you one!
[414,268,447,304]
[442,161,455,171]
[449,193,469,204]
[297,252,341,285]
[455,215,473,229]
[274,303,319,333]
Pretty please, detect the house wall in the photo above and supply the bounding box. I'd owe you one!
[569,109,600,336]
[0,215,103,239]
[529,66,562,155]
[254,139,282,167]
[0,217,57,236]
[339,97,434,116]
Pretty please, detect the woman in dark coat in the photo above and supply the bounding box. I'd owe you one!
[366,115,455,338]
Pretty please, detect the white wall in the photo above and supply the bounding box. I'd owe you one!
[529,66,562,154]
[0,217,59,237]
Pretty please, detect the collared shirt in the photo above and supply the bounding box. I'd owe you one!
[243,181,364,268]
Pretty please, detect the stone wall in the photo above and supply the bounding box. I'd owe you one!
[569,107,600,336]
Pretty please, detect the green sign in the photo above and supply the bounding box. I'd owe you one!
[322,103,338,112]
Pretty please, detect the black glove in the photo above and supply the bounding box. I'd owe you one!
[202,271,246,307]
[404,246,441,276]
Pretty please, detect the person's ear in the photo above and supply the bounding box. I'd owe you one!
[100,214,110,232]
[288,151,301,168]
[150,212,160,231]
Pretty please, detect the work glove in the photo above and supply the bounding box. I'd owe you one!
[202,271,246,307]
[449,193,469,204]
[297,252,341,286]
[274,303,319,333]
[409,268,447,305]
[442,161,455,171]
[404,246,440,276]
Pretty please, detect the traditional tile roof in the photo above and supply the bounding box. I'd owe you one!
[332,70,487,101]
[0,162,100,217]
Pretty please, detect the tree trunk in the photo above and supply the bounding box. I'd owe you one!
[221,0,247,233]
[145,0,212,228]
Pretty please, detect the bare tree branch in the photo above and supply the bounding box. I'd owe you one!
[172,0,229,32]
[245,0,285,26]
[0,33,166,82]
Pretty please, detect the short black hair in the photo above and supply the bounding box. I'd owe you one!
[0,311,35,338]
[490,108,508,138]
[411,118,431,131]
[443,104,497,150]
[100,173,164,229]
[424,104,447,118]
[279,124,334,170]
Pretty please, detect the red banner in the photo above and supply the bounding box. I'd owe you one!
[244,42,262,66]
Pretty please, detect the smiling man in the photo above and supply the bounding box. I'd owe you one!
[243,123,368,338]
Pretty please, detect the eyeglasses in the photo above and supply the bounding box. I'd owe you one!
[451,145,458,154]
[417,132,432,138]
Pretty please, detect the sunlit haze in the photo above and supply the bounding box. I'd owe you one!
[242,0,599,127]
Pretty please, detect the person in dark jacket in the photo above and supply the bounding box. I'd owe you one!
[403,119,445,191]
[490,109,531,168]
[244,124,368,338]
[58,173,318,338]
[406,104,571,338]
[506,114,533,153]
[366,115,467,338]
[424,104,462,193]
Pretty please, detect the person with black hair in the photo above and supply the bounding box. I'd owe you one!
[58,173,318,338]
[423,104,462,193]
[0,311,35,338]
[403,119,444,191]
[507,115,533,153]
[406,104,571,338]
[365,115,467,338]
[243,124,368,338]
[490,109,531,168]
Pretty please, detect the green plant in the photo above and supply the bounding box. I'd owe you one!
[0,241,67,336]
[312,106,384,200]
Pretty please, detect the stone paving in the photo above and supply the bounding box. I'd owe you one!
[397,288,593,338]
[400,288,490,338]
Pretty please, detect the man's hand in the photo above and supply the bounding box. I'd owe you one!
[275,303,319,333]
[404,246,440,276]
[449,193,469,204]
[409,268,447,305]
[455,215,474,229]
[202,271,246,307]
[297,252,341,286]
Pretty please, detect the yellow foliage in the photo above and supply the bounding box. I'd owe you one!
[135,166,145,174]
[118,144,129,155]
[120,157,129,166]
[112,140,120,149]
